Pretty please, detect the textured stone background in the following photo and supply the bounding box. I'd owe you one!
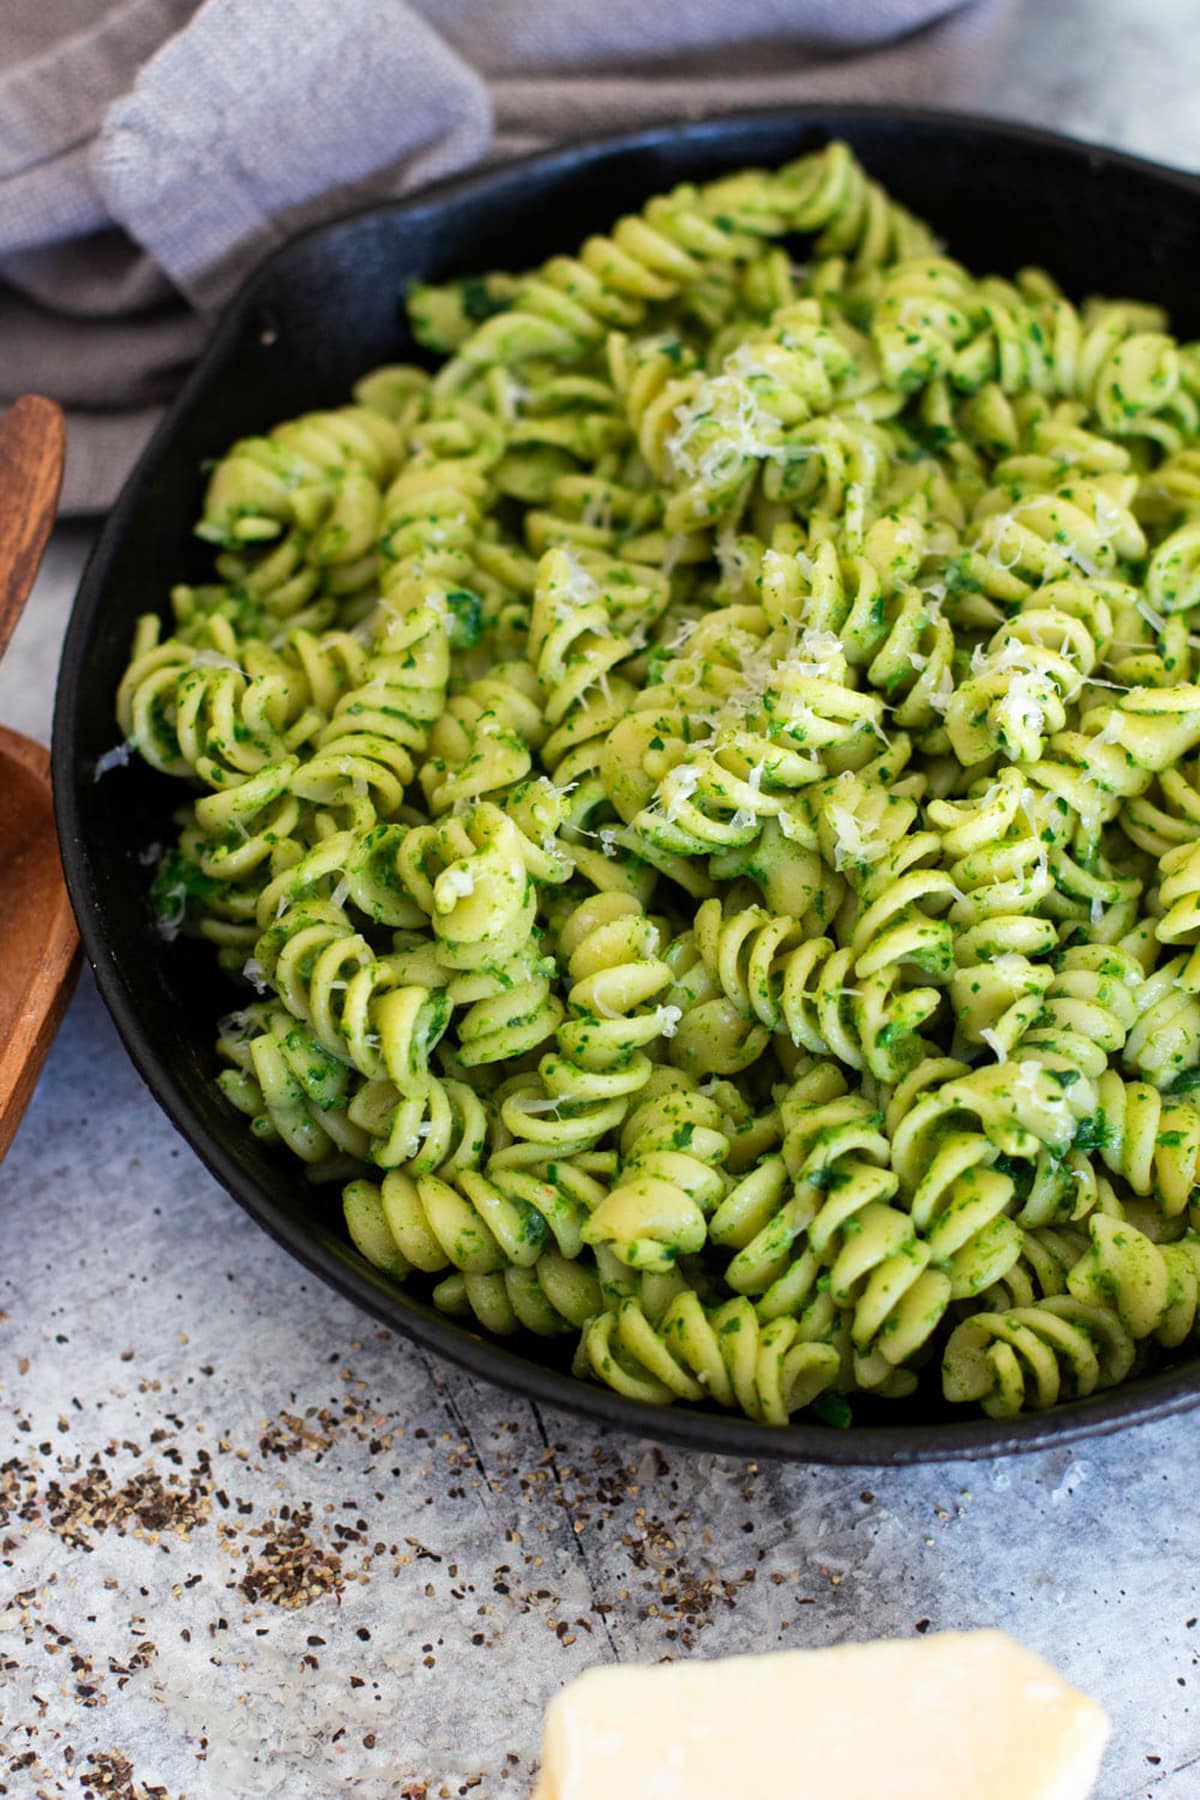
[4,4,1200,1795]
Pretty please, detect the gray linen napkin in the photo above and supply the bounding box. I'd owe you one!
[0,0,1012,512]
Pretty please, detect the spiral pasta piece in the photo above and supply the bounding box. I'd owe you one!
[347,1072,493,1173]
[945,607,1098,766]
[1066,1212,1200,1345]
[116,616,326,784]
[977,1223,1090,1312]
[578,1291,840,1423]
[433,1249,604,1337]
[929,769,1058,1053]
[188,757,305,890]
[662,303,860,531]
[523,547,660,854]
[888,1052,1090,1231]
[344,1153,593,1279]
[1045,299,1197,448]
[198,404,404,551]
[250,892,453,1094]
[292,600,451,823]
[1156,837,1200,984]
[1122,954,1200,1090]
[692,887,939,1084]
[942,1294,1135,1416]
[711,1064,950,1384]
[1004,943,1144,1092]
[217,1005,368,1169]
[523,468,669,566]
[1120,758,1200,857]
[539,890,674,1106]
[953,470,1145,617]
[655,929,772,1078]
[582,1078,731,1272]
[777,138,937,269]
[607,332,699,483]
[1090,1068,1200,1217]
[1023,684,1200,843]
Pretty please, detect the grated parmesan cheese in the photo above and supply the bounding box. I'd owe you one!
[993,670,1051,748]
[665,617,698,653]
[190,649,244,672]
[826,791,884,870]
[1008,1060,1076,1146]
[519,1093,565,1115]
[1018,789,1051,885]
[559,548,601,608]
[661,536,688,578]
[665,361,786,490]
[217,1009,253,1039]
[1063,541,1103,581]
[243,957,269,994]
[1093,490,1126,541]
[94,741,136,780]
[986,513,1023,572]
[732,646,779,713]
[661,763,702,821]
[438,864,477,903]
[927,665,956,716]
[715,528,749,585]
[155,888,185,941]
[990,953,1036,982]
[656,1004,683,1039]
[790,628,845,678]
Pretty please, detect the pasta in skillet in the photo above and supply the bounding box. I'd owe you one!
[113,140,1200,1425]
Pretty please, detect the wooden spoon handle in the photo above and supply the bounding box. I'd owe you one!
[0,395,66,666]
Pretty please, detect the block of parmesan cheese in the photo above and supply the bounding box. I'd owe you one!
[531,1630,1108,1800]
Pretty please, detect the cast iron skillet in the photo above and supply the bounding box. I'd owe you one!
[54,105,1200,1464]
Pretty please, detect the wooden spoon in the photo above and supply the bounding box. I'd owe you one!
[0,394,78,1163]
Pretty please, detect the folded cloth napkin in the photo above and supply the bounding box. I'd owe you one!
[0,0,1012,512]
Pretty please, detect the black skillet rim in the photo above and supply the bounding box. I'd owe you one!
[53,102,1200,1465]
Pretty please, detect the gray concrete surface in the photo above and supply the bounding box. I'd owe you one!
[4,4,1200,1795]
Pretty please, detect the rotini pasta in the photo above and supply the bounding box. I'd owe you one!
[115,140,1200,1427]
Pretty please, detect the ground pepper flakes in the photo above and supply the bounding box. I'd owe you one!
[236,1506,344,1609]
[79,1748,179,1800]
